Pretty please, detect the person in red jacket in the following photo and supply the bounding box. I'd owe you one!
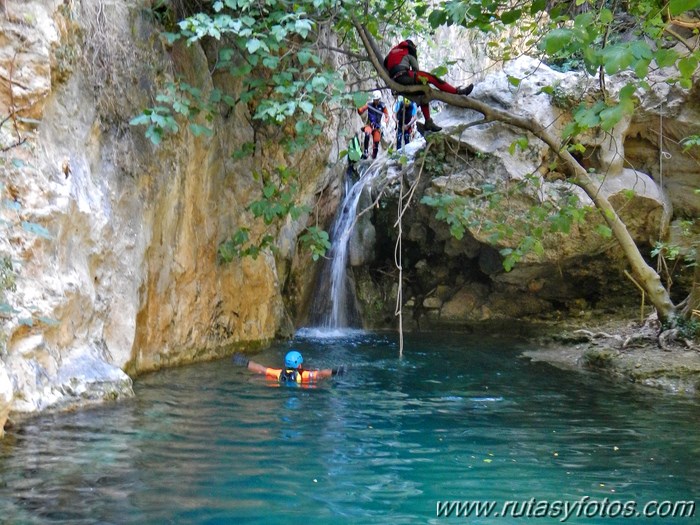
[384,39,473,132]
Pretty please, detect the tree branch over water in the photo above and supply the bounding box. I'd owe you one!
[350,16,678,324]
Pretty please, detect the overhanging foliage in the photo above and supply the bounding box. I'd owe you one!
[132,0,700,324]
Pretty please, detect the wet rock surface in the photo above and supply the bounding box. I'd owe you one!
[524,317,700,396]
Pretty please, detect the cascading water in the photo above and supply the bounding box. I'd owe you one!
[306,163,382,330]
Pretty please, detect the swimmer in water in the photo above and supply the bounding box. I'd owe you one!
[232,350,346,384]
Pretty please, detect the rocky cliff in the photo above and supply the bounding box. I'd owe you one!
[0,0,341,435]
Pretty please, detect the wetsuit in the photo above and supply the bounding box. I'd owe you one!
[358,101,388,159]
[394,99,417,149]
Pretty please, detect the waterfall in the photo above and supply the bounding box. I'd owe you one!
[306,164,381,331]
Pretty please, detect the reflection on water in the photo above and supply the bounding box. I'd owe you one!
[1,332,698,524]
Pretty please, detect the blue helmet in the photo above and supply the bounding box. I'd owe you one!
[285,350,303,369]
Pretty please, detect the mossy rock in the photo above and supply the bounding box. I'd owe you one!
[581,348,617,369]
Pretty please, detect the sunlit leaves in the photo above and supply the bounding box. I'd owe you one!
[299,226,331,261]
[681,135,700,151]
[678,55,700,88]
[541,29,573,55]
[561,83,636,139]
[508,136,529,155]
[137,0,342,151]
[599,8,613,24]
[596,224,612,238]
[654,48,679,68]
[129,107,178,145]
[130,81,223,144]
[246,38,265,54]
[601,45,636,75]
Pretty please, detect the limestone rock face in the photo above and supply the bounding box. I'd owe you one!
[0,1,58,122]
[0,364,11,437]
[0,0,336,431]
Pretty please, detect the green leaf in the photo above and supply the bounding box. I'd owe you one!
[415,4,428,17]
[542,29,573,55]
[530,0,547,14]
[574,103,602,129]
[189,123,213,137]
[246,38,262,54]
[431,65,449,78]
[508,137,529,155]
[162,32,180,45]
[294,19,313,38]
[678,56,699,79]
[427,9,447,28]
[145,126,162,145]
[599,104,624,131]
[501,9,522,25]
[297,49,312,65]
[634,58,651,79]
[602,45,635,75]
[596,224,613,238]
[353,91,368,108]
[629,40,653,60]
[263,184,276,199]
[129,113,151,126]
[669,0,700,16]
[654,48,679,68]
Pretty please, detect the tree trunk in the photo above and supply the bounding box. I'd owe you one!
[681,246,700,319]
[573,171,677,323]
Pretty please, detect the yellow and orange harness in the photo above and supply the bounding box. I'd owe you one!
[265,367,318,384]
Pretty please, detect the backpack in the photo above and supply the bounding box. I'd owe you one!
[348,135,362,162]
[384,41,411,77]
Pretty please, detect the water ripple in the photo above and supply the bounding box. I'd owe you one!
[1,332,699,523]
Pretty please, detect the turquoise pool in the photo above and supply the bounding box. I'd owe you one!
[0,331,697,524]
